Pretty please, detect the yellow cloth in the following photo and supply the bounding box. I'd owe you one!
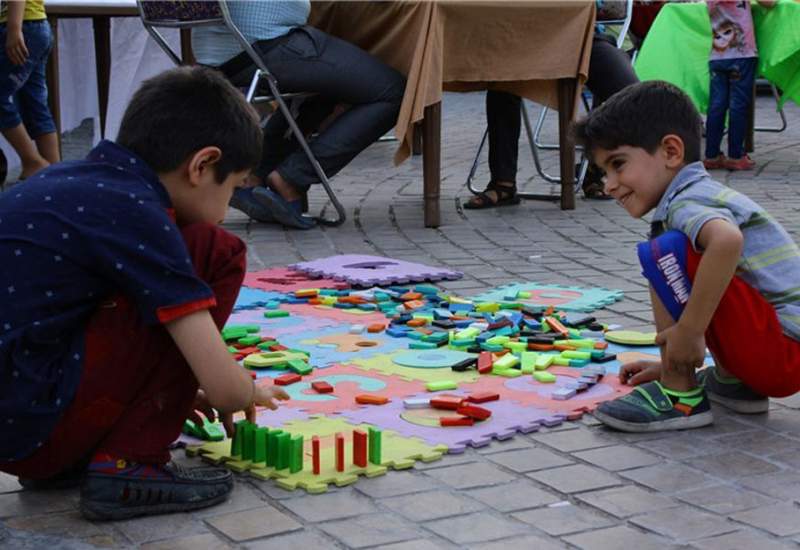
[0,1,47,24]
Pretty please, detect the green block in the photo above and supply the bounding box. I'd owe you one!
[253,427,269,464]
[288,359,313,375]
[517,290,532,299]
[590,350,607,360]
[368,427,382,465]
[521,351,538,370]
[410,341,438,349]
[222,328,248,341]
[264,310,290,318]
[533,371,557,383]
[289,434,304,473]
[226,346,237,353]
[561,350,592,360]
[475,302,500,313]
[257,340,278,350]
[480,343,505,352]
[487,335,510,346]
[241,422,256,461]
[552,356,571,366]
[535,354,555,370]
[426,380,458,392]
[493,353,519,370]
[563,339,596,349]
[423,332,449,344]
[232,419,249,458]
[495,369,522,378]
[276,432,292,470]
[504,341,527,353]
[406,331,424,341]
[237,335,262,346]
[266,429,284,467]
[455,327,480,340]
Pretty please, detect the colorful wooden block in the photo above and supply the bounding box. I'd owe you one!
[533,371,557,383]
[290,434,304,473]
[312,381,334,394]
[426,380,458,392]
[312,435,321,475]
[275,373,302,386]
[266,429,283,467]
[466,392,499,404]
[254,427,269,464]
[355,394,389,405]
[456,404,492,421]
[353,429,368,467]
[403,398,430,409]
[477,351,493,374]
[430,396,465,410]
[440,416,475,427]
[368,427,382,465]
[335,432,345,472]
[276,432,291,470]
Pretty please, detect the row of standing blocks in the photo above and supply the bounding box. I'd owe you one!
[231,420,382,474]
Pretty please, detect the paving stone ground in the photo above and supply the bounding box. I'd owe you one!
[2,92,800,549]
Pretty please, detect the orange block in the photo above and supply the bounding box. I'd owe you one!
[430,396,464,410]
[355,394,389,405]
[594,341,608,350]
[308,298,322,305]
[295,289,318,298]
[404,300,425,310]
[407,318,427,327]
[544,316,570,337]
[400,291,422,301]
[367,323,386,333]
[554,343,577,352]
[528,343,555,352]
[440,416,474,427]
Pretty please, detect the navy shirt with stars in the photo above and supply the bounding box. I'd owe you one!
[0,140,216,462]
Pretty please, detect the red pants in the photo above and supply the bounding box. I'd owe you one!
[2,224,246,479]
[686,248,800,397]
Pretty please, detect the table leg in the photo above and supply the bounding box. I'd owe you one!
[45,16,62,157]
[180,29,195,65]
[557,78,576,210]
[422,102,441,228]
[412,122,423,156]
[93,16,111,139]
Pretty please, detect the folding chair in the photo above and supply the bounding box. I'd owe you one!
[136,0,346,226]
[465,0,633,200]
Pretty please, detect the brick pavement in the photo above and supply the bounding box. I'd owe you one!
[2,92,800,549]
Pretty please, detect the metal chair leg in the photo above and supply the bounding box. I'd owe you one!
[754,84,787,133]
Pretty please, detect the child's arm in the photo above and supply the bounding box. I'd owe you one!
[656,219,743,380]
[166,309,287,413]
[5,1,28,66]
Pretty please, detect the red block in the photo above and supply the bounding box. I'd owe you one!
[477,351,493,374]
[456,404,492,421]
[312,381,334,394]
[269,344,289,351]
[312,436,320,475]
[335,432,345,472]
[430,396,464,410]
[274,373,301,386]
[355,394,389,405]
[353,429,368,467]
[466,391,499,404]
[440,416,475,427]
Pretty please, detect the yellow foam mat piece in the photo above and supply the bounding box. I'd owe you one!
[604,330,658,346]
[186,415,447,494]
[351,351,482,384]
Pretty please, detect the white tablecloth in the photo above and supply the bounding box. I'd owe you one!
[1,17,179,171]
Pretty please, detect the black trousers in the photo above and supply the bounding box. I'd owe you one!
[486,34,639,183]
[221,26,406,191]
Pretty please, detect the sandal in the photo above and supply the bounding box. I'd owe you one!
[463,181,520,209]
[581,164,613,200]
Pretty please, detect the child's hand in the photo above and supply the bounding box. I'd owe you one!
[217,385,290,437]
[254,385,290,410]
[656,323,706,375]
[6,29,28,66]
[619,360,662,386]
[188,389,217,427]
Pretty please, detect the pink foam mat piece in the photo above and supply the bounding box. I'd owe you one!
[243,267,350,292]
[339,389,556,454]
[288,255,463,287]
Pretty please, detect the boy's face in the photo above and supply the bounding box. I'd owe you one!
[183,168,250,225]
[593,145,676,219]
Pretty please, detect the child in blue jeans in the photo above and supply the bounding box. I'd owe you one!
[702,0,775,172]
[0,0,59,182]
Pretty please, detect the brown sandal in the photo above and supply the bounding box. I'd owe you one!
[464,181,521,209]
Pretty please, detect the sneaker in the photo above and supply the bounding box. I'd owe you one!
[703,154,727,170]
[593,381,713,432]
[724,155,755,171]
[79,458,233,521]
[229,187,276,223]
[697,366,769,414]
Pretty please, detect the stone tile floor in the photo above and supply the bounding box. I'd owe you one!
[2,92,800,549]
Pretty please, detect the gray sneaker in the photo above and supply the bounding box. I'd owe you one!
[229,187,276,223]
[697,366,769,414]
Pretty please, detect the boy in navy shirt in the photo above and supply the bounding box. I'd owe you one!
[0,67,288,520]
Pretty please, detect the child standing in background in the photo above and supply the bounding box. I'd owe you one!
[0,0,59,182]
[702,0,776,172]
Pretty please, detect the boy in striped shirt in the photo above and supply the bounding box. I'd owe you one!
[574,80,800,432]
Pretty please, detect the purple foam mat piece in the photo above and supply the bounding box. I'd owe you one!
[339,390,550,454]
[288,255,463,287]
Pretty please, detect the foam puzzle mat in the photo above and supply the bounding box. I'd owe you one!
[185,268,692,494]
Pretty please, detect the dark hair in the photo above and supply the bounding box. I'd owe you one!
[117,66,262,182]
[573,80,703,163]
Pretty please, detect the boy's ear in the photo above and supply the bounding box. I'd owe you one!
[660,134,685,168]
[187,146,222,186]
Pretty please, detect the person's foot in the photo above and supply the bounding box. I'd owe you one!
[697,366,768,414]
[724,155,755,171]
[20,157,49,180]
[79,457,233,521]
[703,154,727,170]
[229,187,276,223]
[266,171,303,203]
[593,381,713,432]
[463,180,519,209]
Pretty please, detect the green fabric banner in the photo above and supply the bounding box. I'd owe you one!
[634,0,800,113]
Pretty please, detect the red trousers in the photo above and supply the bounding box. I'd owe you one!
[686,248,800,397]
[2,224,246,479]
